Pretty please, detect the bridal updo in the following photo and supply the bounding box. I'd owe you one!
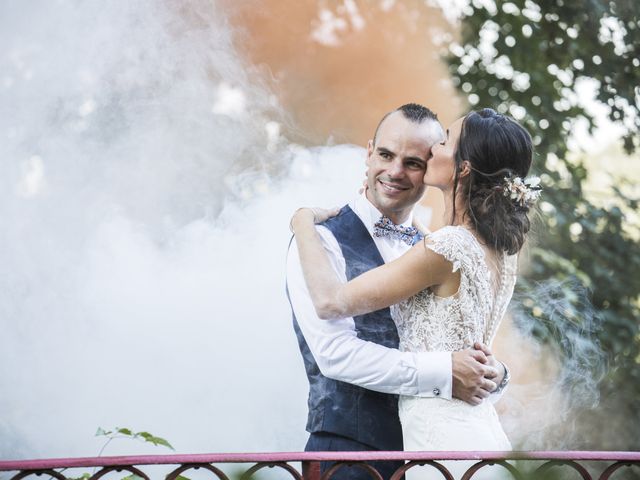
[453,108,535,255]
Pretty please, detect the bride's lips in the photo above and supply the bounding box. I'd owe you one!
[378,179,410,195]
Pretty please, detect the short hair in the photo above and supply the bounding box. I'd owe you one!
[372,103,439,145]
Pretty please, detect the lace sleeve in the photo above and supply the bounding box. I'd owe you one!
[423,226,482,274]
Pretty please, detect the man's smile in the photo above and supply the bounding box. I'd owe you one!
[378,179,410,194]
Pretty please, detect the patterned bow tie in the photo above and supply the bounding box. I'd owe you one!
[373,216,419,246]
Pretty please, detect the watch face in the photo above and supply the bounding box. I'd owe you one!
[493,363,510,394]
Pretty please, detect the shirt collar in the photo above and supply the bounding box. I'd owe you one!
[350,192,414,237]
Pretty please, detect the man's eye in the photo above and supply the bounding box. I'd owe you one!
[380,152,391,159]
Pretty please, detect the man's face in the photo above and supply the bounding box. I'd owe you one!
[365,111,443,223]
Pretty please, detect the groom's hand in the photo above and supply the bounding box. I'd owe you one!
[474,342,507,389]
[452,349,499,405]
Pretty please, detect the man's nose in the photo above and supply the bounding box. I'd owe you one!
[387,159,406,178]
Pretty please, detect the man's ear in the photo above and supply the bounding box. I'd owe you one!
[366,139,374,166]
[459,160,472,179]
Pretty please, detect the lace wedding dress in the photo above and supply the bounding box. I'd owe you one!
[391,226,517,478]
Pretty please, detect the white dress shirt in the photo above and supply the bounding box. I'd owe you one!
[286,194,452,399]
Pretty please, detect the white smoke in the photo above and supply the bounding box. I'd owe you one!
[500,278,606,450]
[0,0,367,458]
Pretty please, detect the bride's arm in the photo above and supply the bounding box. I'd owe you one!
[291,208,453,320]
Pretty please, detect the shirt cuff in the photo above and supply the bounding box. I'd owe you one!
[414,351,453,399]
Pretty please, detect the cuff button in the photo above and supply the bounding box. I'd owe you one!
[433,387,440,396]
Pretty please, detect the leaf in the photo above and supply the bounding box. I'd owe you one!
[148,436,174,450]
[95,427,112,437]
[121,475,144,480]
[133,430,173,449]
[117,428,133,436]
[68,473,92,480]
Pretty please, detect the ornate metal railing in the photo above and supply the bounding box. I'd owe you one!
[1,451,639,480]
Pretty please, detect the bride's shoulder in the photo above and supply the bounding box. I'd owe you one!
[423,226,478,272]
[425,225,475,244]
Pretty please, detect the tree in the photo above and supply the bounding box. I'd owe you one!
[447,0,639,449]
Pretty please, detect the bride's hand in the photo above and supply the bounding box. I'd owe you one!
[412,207,432,236]
[290,207,340,233]
[358,168,369,195]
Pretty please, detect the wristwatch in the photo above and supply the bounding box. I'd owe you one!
[493,361,511,394]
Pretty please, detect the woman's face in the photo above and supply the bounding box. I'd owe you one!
[424,116,464,190]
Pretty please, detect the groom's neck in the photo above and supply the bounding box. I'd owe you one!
[365,192,413,224]
[377,206,412,225]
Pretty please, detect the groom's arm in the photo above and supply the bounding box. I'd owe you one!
[287,225,452,399]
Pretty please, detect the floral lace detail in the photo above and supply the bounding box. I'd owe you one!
[391,226,517,353]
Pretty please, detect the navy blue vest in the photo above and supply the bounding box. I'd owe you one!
[288,205,403,451]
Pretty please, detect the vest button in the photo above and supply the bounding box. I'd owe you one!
[433,387,440,396]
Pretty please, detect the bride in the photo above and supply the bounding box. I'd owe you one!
[290,108,540,473]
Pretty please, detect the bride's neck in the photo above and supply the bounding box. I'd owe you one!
[443,188,499,259]
[442,188,471,228]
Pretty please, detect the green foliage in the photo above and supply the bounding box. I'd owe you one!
[67,474,92,480]
[446,0,640,448]
[449,0,639,157]
[60,428,184,480]
[95,427,175,451]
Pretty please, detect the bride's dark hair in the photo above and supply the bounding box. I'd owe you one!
[452,108,534,255]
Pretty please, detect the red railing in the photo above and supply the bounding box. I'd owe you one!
[1,451,639,480]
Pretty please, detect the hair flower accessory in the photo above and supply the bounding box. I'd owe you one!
[503,174,542,208]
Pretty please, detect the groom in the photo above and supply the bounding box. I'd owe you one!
[286,104,507,479]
